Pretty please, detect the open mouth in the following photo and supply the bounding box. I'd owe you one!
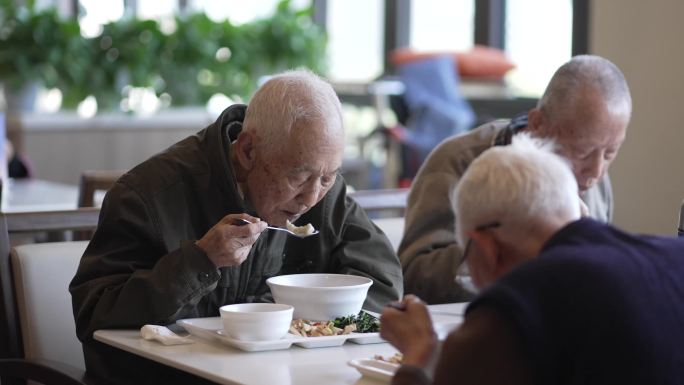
[283,211,300,221]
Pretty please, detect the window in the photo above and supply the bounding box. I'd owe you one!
[326,0,384,81]
[78,0,124,38]
[505,0,573,96]
[409,0,474,52]
[187,0,310,23]
[137,0,178,21]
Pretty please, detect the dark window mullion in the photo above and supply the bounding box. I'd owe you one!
[572,0,590,55]
[312,0,327,31]
[383,0,411,75]
[474,0,506,49]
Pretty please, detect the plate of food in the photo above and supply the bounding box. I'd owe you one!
[348,353,402,383]
[177,311,385,352]
[289,311,384,347]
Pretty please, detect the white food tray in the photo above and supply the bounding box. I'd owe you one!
[177,317,384,352]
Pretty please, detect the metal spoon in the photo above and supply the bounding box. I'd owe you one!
[237,218,319,238]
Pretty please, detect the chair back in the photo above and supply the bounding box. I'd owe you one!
[11,241,88,369]
[0,214,21,360]
[77,170,124,208]
[0,210,98,365]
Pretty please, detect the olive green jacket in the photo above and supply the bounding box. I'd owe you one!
[69,105,402,384]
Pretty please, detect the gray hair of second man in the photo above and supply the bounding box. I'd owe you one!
[453,133,581,247]
[242,69,344,153]
[537,55,632,122]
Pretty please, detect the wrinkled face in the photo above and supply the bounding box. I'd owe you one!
[533,95,629,192]
[243,124,344,227]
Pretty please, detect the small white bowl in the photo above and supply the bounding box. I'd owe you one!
[219,303,294,341]
[266,274,373,320]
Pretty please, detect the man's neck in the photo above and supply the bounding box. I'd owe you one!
[507,217,576,263]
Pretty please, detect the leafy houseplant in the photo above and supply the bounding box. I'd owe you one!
[0,0,327,111]
[0,1,91,109]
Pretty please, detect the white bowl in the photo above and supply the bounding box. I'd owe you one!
[219,303,294,341]
[266,274,373,320]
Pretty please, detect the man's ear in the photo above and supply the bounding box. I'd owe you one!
[526,108,546,136]
[467,230,502,280]
[234,131,256,170]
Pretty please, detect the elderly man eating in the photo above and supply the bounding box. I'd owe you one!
[70,70,403,384]
[381,135,684,385]
[399,55,633,303]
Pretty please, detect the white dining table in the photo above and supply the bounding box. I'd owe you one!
[1,178,79,212]
[94,303,468,385]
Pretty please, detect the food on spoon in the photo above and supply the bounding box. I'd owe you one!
[286,220,316,236]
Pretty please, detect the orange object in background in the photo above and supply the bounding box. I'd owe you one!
[390,45,516,79]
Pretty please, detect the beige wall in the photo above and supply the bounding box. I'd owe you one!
[591,1,684,235]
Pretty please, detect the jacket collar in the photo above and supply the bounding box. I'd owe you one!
[205,104,251,213]
[493,112,529,146]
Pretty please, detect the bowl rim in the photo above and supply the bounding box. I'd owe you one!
[219,303,294,314]
[266,273,373,290]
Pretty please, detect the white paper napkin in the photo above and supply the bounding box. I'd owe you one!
[140,325,194,345]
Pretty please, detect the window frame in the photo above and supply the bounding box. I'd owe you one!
[66,0,590,75]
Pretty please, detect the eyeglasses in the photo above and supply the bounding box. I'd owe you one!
[454,222,501,291]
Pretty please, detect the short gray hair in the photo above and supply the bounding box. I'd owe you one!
[538,55,632,122]
[453,134,581,246]
[243,69,343,152]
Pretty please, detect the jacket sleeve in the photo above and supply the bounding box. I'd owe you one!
[392,366,432,385]
[398,169,475,304]
[69,182,221,341]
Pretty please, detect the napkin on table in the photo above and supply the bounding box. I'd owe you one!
[140,324,194,345]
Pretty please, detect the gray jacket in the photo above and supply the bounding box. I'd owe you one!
[398,119,612,304]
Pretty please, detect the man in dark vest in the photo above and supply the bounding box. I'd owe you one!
[382,134,684,385]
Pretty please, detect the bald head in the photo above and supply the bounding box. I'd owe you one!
[538,55,632,124]
[232,70,345,227]
[528,55,632,191]
[243,70,344,155]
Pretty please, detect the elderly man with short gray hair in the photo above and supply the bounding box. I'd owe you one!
[70,70,403,385]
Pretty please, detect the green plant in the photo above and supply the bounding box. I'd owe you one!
[0,0,327,111]
[0,1,91,108]
[159,0,328,105]
[86,18,165,110]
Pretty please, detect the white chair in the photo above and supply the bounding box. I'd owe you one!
[371,217,405,252]
[11,241,89,370]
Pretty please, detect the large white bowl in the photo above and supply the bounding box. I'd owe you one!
[219,303,293,341]
[266,274,373,320]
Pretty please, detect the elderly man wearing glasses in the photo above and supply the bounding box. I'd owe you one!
[380,134,684,385]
